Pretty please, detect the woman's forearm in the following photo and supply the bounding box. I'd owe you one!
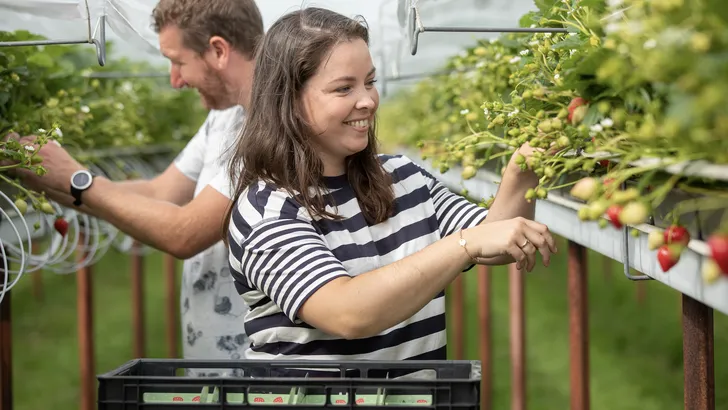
[299,230,473,339]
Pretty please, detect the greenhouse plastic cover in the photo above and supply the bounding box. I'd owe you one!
[0,0,164,63]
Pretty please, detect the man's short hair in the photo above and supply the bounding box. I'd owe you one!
[153,0,264,58]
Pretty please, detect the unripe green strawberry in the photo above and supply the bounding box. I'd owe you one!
[611,188,640,204]
[578,207,589,221]
[702,259,721,284]
[40,202,54,215]
[538,121,552,133]
[14,199,27,215]
[588,201,608,220]
[647,230,664,251]
[618,202,649,226]
[461,165,477,180]
[570,177,598,201]
[556,135,570,148]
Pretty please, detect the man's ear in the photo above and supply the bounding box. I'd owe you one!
[208,36,231,69]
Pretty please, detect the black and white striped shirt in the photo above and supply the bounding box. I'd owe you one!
[227,155,488,361]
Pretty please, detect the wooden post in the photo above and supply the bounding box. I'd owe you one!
[131,241,145,358]
[509,263,525,410]
[76,235,95,410]
[164,254,179,358]
[682,295,715,410]
[451,275,465,360]
[477,265,492,410]
[0,286,12,410]
[568,241,590,410]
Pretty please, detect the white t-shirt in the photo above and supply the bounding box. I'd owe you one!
[172,105,249,373]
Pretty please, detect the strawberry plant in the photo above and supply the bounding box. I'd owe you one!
[0,29,207,216]
[378,0,728,281]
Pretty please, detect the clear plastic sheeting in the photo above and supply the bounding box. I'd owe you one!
[0,0,165,64]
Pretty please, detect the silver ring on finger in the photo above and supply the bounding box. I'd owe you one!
[520,239,530,248]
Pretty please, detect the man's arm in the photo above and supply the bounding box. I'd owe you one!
[11,136,227,259]
[113,164,197,205]
[79,178,230,259]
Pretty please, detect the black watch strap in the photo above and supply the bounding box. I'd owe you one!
[70,170,94,207]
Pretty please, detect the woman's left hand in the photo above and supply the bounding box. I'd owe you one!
[506,141,542,180]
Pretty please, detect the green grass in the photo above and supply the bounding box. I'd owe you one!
[8,238,728,409]
[9,248,182,410]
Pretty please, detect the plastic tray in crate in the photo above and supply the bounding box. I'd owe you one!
[97,359,481,409]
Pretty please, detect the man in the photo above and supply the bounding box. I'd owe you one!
[11,0,264,370]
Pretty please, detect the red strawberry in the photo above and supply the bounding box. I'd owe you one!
[664,225,690,247]
[192,396,201,402]
[707,234,728,274]
[172,396,183,402]
[606,205,623,228]
[568,97,587,114]
[657,245,682,272]
[274,397,284,403]
[568,97,588,125]
[54,217,69,237]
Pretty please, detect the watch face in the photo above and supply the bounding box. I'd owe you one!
[72,171,93,190]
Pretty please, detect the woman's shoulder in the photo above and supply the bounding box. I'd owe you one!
[377,153,432,186]
[233,180,309,226]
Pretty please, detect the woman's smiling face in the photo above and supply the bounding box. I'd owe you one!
[300,38,379,176]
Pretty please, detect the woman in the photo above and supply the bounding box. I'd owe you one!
[223,7,556,361]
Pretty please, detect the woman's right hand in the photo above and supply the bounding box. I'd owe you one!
[465,217,557,272]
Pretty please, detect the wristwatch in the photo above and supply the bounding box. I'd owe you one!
[70,169,94,206]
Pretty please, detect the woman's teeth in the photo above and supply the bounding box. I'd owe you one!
[345,119,369,128]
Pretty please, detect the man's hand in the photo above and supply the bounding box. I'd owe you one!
[6,134,85,197]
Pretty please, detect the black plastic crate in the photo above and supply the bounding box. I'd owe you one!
[97,359,481,409]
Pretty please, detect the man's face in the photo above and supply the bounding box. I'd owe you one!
[158,25,233,110]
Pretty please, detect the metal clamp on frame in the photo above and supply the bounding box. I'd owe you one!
[403,0,568,55]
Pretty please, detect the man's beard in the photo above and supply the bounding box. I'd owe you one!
[197,69,234,110]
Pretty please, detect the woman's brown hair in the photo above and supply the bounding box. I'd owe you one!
[223,7,394,241]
